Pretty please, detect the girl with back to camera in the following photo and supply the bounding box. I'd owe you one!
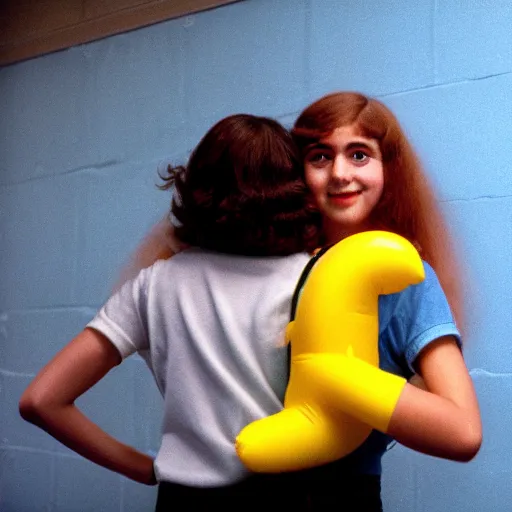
[125,92,482,511]
[19,114,323,509]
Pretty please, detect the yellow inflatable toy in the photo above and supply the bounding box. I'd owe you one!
[235,231,425,473]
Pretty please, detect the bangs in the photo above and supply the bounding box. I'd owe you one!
[293,93,401,159]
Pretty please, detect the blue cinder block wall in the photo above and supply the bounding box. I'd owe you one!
[1,1,511,510]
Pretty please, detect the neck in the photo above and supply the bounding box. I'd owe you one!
[323,219,374,246]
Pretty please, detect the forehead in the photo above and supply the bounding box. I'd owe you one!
[317,124,380,153]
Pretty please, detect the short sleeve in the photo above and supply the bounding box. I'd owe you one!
[379,262,461,376]
[87,267,150,359]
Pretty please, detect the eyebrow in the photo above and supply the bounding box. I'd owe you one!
[345,141,376,151]
[304,142,331,153]
[304,140,377,152]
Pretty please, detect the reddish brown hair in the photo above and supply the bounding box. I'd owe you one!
[160,114,321,256]
[292,92,464,330]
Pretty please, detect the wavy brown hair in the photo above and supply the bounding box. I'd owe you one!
[159,114,321,256]
[292,92,464,330]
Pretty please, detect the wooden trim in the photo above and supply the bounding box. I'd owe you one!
[0,0,240,66]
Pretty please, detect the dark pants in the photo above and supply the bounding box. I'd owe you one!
[156,472,382,511]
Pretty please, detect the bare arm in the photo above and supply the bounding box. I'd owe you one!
[19,328,157,485]
[388,336,482,462]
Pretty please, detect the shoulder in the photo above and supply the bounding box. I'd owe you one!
[379,260,461,375]
[380,261,449,322]
[413,261,442,296]
[149,249,312,283]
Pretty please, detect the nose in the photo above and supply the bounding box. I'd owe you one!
[331,156,352,183]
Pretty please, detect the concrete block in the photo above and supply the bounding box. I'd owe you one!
[383,74,512,201]
[444,197,512,373]
[75,358,138,449]
[435,0,512,81]
[309,0,435,98]
[410,371,512,511]
[0,448,53,512]
[0,47,91,185]
[74,161,171,306]
[132,360,162,454]
[182,0,308,138]
[382,443,418,512]
[79,20,189,166]
[0,308,95,374]
[54,455,121,511]
[0,374,61,452]
[121,477,158,512]
[0,174,83,310]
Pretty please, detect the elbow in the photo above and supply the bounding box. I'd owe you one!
[19,393,40,424]
[19,390,52,425]
[455,425,482,462]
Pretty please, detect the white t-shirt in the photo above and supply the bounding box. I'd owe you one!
[87,248,310,486]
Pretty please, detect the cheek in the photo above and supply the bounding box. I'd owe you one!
[374,177,385,200]
[304,168,323,196]
[366,165,384,199]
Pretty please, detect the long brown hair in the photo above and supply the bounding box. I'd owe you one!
[159,114,321,256]
[292,92,464,330]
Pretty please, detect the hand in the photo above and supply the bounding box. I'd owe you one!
[141,459,157,486]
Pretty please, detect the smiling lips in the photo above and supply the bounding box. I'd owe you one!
[328,190,362,206]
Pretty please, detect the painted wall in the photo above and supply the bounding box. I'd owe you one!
[1,1,511,510]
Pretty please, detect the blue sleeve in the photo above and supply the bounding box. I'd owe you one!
[379,261,461,376]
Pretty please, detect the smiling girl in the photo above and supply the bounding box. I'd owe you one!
[287,92,481,509]
[302,124,384,239]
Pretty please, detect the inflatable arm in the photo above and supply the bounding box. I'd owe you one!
[236,231,425,473]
